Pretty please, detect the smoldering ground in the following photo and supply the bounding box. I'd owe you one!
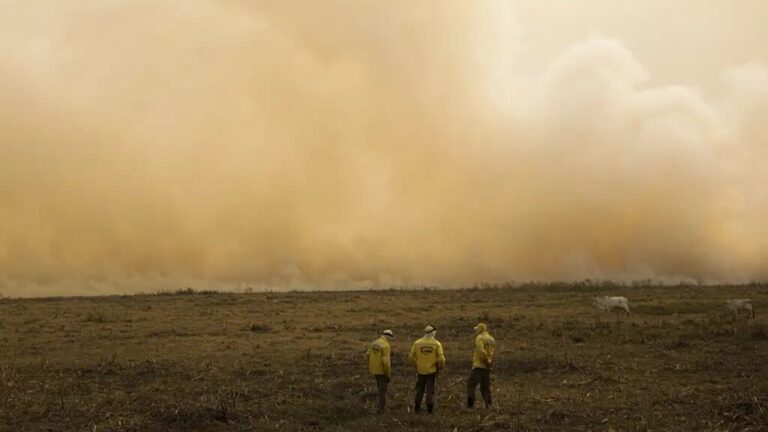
[1,1,768,296]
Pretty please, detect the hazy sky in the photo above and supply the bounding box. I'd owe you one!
[2,1,768,296]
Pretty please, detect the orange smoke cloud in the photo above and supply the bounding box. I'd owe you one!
[1,1,767,296]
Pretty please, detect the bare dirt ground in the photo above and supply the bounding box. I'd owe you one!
[1,284,767,431]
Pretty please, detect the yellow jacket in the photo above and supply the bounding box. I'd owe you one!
[472,331,496,369]
[367,336,392,377]
[408,336,446,375]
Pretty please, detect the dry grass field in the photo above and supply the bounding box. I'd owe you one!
[1,283,767,431]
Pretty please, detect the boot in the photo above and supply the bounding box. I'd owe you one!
[427,404,434,414]
[414,403,421,413]
[466,397,475,408]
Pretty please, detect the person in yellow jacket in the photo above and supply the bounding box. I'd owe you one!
[408,325,445,414]
[466,322,496,409]
[367,329,394,412]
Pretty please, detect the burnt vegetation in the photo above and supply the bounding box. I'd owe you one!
[0,284,766,431]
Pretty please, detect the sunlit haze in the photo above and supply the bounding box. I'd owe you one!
[2,1,768,296]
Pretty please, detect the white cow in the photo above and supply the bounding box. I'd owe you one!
[593,296,631,322]
[725,299,754,321]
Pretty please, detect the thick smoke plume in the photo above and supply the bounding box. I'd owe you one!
[1,1,767,296]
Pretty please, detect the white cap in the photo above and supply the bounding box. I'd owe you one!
[382,329,394,337]
[424,325,436,333]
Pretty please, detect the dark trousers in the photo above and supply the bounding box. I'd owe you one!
[414,373,436,412]
[374,375,390,411]
[467,367,492,407]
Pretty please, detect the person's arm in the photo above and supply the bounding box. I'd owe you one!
[382,344,392,378]
[475,336,489,365]
[408,343,417,367]
[487,339,495,366]
[436,343,446,371]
